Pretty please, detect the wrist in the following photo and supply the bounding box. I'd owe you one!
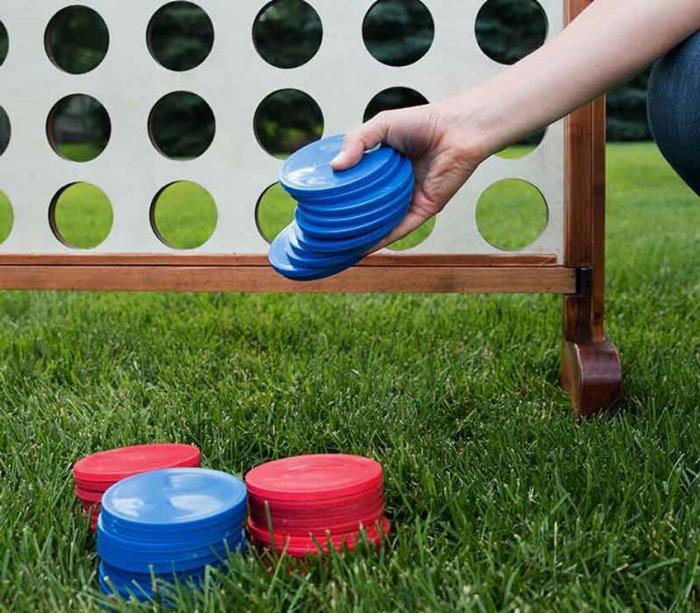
[433,94,498,165]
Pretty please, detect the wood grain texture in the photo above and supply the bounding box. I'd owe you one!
[0,254,558,268]
[564,0,602,343]
[0,265,577,294]
[562,339,623,418]
[561,0,623,416]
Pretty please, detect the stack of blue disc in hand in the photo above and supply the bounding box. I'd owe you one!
[97,468,247,603]
[269,134,415,281]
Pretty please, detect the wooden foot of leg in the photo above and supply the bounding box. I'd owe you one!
[561,338,623,417]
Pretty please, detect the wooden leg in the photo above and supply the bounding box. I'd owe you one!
[561,337,622,418]
[561,92,623,417]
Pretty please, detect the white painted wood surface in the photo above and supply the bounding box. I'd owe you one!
[0,1,564,259]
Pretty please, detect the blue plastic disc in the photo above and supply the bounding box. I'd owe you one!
[269,225,362,280]
[99,570,157,603]
[98,529,246,574]
[98,520,245,562]
[296,156,414,213]
[100,560,210,586]
[295,180,413,239]
[280,134,398,198]
[288,151,405,204]
[285,223,363,268]
[294,200,409,254]
[97,519,244,553]
[98,560,216,603]
[100,468,247,539]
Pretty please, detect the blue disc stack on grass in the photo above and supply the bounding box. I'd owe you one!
[97,468,247,603]
[269,134,415,281]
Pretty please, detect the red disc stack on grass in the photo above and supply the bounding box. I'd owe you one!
[245,454,390,557]
[72,443,201,531]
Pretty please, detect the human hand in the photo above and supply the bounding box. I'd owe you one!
[331,101,488,249]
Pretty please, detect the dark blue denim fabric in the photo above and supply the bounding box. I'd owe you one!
[648,32,700,196]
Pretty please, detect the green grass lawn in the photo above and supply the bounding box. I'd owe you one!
[0,143,698,611]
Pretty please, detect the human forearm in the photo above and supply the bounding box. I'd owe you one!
[331,0,700,243]
[450,0,700,160]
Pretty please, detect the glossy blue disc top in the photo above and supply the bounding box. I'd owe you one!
[280,134,398,196]
[101,468,247,530]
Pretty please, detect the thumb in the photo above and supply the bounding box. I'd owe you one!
[331,113,390,171]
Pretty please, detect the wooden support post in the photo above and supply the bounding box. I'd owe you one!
[561,62,623,417]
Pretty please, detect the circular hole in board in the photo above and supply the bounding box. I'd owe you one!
[0,105,10,156]
[147,1,214,72]
[0,20,9,66]
[255,182,297,244]
[476,178,548,251]
[253,0,323,69]
[45,6,109,74]
[0,189,14,244]
[50,182,114,249]
[47,94,111,162]
[151,181,218,249]
[363,0,435,67]
[475,0,548,65]
[149,91,215,160]
[386,218,435,251]
[254,89,323,160]
[363,87,429,122]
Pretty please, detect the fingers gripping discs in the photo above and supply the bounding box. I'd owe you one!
[269,135,415,281]
[245,454,391,558]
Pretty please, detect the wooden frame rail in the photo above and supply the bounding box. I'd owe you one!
[0,255,575,294]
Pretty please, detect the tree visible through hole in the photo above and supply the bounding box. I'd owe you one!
[151,181,217,249]
[363,87,428,122]
[0,20,8,66]
[0,190,13,244]
[475,0,547,65]
[148,2,214,71]
[45,6,109,74]
[475,0,547,152]
[256,183,297,243]
[253,0,323,69]
[363,0,435,67]
[0,106,10,156]
[50,183,113,249]
[149,92,215,160]
[254,89,323,159]
[476,179,548,251]
[47,95,111,162]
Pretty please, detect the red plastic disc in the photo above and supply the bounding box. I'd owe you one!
[72,443,201,488]
[249,494,385,532]
[252,505,386,536]
[245,454,383,503]
[76,487,103,504]
[248,516,390,557]
[249,485,383,518]
[73,482,107,494]
[249,482,384,512]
